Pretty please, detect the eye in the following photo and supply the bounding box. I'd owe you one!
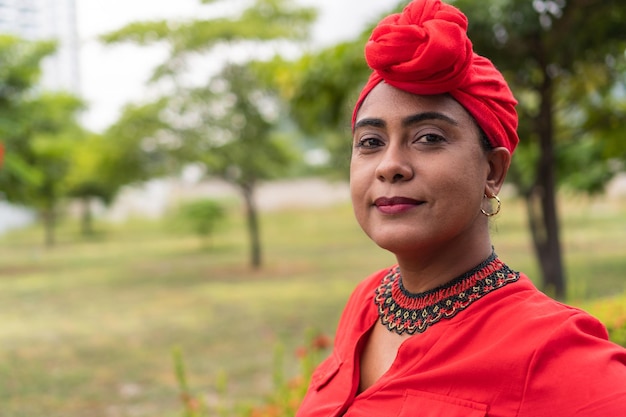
[355,137,385,149]
[415,133,446,144]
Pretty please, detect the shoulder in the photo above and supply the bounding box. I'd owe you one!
[494,273,606,326]
[489,273,615,345]
[517,312,626,415]
[510,275,626,415]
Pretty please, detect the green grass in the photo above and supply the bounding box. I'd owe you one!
[0,195,624,416]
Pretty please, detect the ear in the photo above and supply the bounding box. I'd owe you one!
[485,147,511,197]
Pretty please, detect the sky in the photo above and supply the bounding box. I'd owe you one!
[75,0,398,132]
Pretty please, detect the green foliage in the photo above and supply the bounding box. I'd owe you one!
[455,0,626,191]
[449,0,626,296]
[3,92,85,204]
[0,36,83,197]
[1,74,82,197]
[292,43,361,131]
[280,37,374,177]
[285,40,376,177]
[98,0,317,182]
[101,0,316,81]
[173,330,332,417]
[175,198,225,242]
[188,63,300,186]
[248,331,331,417]
[0,35,62,201]
[64,133,118,205]
[173,347,211,417]
[0,34,90,244]
[556,138,615,194]
[99,0,318,268]
[192,63,300,268]
[0,34,55,102]
[100,98,175,186]
[582,294,626,347]
[608,321,626,348]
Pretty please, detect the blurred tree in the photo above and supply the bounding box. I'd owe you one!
[100,0,316,268]
[0,35,86,246]
[287,0,626,299]
[64,133,117,236]
[456,0,626,299]
[100,98,175,185]
[0,35,55,203]
[70,98,178,235]
[64,98,176,236]
[181,63,299,268]
[101,0,315,82]
[25,93,86,246]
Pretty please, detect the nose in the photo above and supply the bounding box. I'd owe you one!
[375,145,414,183]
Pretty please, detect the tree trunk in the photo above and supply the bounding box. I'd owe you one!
[241,182,262,269]
[42,205,56,248]
[80,196,94,236]
[529,72,566,300]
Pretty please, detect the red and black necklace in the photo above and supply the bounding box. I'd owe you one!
[374,252,519,335]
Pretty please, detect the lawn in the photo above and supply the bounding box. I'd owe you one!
[0,194,624,416]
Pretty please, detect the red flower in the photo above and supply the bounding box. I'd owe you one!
[312,334,332,350]
[295,346,308,358]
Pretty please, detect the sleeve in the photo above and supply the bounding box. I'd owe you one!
[517,312,626,416]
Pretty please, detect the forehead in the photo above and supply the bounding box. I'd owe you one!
[356,82,475,128]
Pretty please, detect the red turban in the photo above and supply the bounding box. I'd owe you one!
[352,0,519,153]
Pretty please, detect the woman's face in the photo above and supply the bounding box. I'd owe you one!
[350,82,498,257]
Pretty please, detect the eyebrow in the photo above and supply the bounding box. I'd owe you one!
[354,111,459,130]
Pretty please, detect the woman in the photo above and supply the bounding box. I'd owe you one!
[296,0,626,416]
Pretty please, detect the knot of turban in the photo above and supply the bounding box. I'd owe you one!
[352,0,519,153]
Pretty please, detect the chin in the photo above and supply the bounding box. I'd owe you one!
[371,232,422,255]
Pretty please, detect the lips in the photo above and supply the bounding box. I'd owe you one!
[374,196,424,214]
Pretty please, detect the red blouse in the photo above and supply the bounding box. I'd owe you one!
[296,263,626,417]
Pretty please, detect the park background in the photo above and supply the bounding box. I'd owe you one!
[1,0,626,416]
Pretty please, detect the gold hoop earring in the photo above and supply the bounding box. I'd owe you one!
[481,194,501,217]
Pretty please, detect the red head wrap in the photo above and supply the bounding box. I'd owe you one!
[352,0,519,153]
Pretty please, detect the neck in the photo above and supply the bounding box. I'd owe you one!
[394,240,494,294]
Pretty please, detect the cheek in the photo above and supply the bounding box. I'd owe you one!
[440,159,489,203]
[349,177,366,218]
[427,154,487,199]
[349,162,372,225]
[349,159,369,197]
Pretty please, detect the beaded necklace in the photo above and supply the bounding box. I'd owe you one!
[373,252,519,335]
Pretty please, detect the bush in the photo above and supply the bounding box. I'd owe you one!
[247,331,331,417]
[176,199,225,244]
[582,294,626,347]
[173,331,332,417]
[607,318,626,347]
